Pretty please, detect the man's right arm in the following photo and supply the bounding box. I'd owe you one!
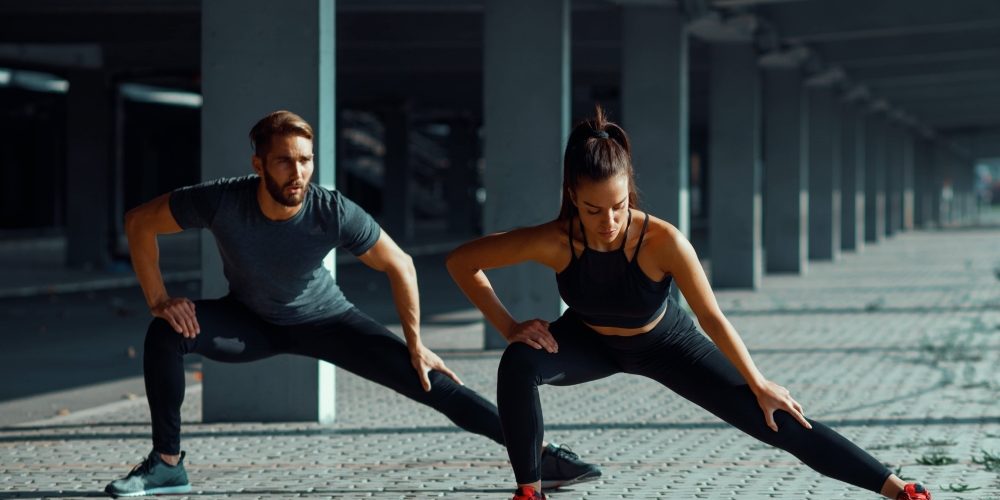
[124,193,200,337]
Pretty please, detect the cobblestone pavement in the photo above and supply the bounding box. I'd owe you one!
[2,228,999,499]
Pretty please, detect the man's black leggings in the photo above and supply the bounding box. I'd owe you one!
[144,296,504,455]
[497,297,893,493]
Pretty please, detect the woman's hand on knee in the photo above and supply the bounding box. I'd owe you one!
[506,319,558,354]
[152,297,201,338]
[752,380,812,432]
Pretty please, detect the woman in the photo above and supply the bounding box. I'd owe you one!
[446,106,931,500]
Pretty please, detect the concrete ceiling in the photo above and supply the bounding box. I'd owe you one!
[748,0,1000,135]
[0,0,997,137]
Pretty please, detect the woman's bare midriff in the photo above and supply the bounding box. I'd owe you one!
[583,306,668,337]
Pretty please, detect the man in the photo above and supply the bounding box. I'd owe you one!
[105,110,601,497]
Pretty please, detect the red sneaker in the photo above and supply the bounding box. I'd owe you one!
[896,483,932,500]
[511,485,546,500]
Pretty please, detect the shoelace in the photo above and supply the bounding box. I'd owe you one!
[549,444,579,460]
[127,455,154,478]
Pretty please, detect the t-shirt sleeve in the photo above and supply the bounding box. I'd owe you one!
[335,191,382,256]
[168,180,226,230]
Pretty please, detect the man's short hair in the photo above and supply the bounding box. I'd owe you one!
[249,110,314,158]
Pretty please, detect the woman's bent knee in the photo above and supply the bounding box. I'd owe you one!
[498,342,546,379]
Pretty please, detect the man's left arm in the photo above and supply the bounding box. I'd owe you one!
[357,232,464,391]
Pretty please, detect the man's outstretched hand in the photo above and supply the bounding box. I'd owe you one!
[409,343,464,392]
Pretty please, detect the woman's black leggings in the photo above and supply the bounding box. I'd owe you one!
[497,297,892,493]
[144,296,504,455]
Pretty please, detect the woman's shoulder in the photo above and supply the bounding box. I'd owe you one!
[485,218,568,252]
[634,210,687,250]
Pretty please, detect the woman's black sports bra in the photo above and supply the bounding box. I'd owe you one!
[555,211,672,328]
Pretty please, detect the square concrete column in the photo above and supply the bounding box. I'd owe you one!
[444,117,480,235]
[884,123,903,237]
[864,114,886,243]
[621,4,689,237]
[960,161,977,225]
[708,42,762,289]
[940,153,957,225]
[483,0,568,347]
[761,66,808,274]
[200,0,336,423]
[806,85,841,261]
[840,104,865,252]
[913,138,932,228]
[927,144,944,227]
[382,104,414,241]
[66,70,113,270]
[901,131,915,230]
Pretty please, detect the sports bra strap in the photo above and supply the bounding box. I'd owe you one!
[577,217,589,249]
[619,209,633,251]
[631,212,650,261]
[567,217,578,260]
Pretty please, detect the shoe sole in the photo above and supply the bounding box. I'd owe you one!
[541,470,602,489]
[106,484,192,498]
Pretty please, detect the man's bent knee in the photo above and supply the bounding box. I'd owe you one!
[144,318,184,353]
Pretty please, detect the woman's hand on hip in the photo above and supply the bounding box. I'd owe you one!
[507,319,559,353]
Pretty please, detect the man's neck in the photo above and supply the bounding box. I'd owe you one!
[256,183,303,221]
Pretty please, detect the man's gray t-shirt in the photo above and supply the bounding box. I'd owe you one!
[169,175,381,325]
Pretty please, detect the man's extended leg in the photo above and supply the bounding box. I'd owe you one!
[291,307,604,488]
[292,307,505,442]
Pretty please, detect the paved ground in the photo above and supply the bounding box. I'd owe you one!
[2,224,1000,499]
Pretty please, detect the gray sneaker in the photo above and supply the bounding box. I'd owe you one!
[539,442,601,489]
[105,450,192,498]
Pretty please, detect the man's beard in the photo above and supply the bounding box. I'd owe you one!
[263,168,307,207]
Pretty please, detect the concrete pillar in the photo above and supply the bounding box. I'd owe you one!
[913,138,931,228]
[66,70,113,270]
[940,152,957,225]
[761,66,808,274]
[901,131,915,230]
[840,104,865,251]
[200,0,336,423]
[708,42,762,289]
[885,123,903,236]
[444,117,479,235]
[622,5,689,237]
[864,114,886,243]
[927,144,943,228]
[483,0,568,347]
[961,161,977,225]
[382,104,414,241]
[952,160,966,225]
[806,85,840,261]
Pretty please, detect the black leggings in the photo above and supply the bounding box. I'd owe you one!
[144,296,504,455]
[497,297,892,492]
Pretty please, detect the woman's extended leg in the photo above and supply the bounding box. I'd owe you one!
[632,329,893,494]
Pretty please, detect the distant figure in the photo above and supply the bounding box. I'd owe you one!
[104,110,600,498]
[447,105,932,500]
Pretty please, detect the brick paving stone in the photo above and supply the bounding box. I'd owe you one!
[1,229,999,499]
